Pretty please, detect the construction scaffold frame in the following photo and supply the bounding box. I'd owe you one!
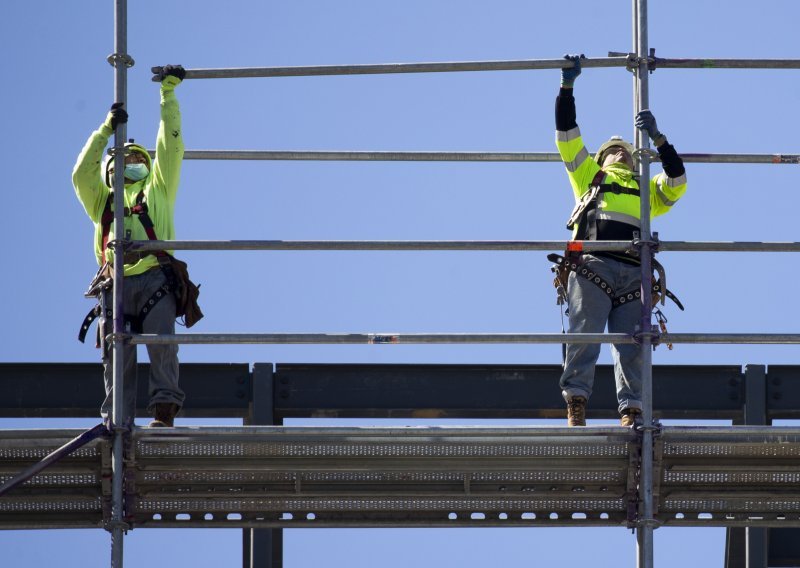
[20,0,798,566]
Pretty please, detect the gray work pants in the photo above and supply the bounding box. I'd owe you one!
[559,254,643,414]
[100,267,184,423]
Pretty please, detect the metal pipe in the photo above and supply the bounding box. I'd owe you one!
[170,57,800,81]
[130,239,800,253]
[174,57,629,80]
[634,2,654,567]
[176,149,800,164]
[654,58,800,69]
[111,1,128,566]
[127,332,800,346]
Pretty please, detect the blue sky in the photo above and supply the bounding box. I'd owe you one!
[3,1,799,566]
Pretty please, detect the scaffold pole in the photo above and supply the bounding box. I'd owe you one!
[128,239,800,253]
[633,1,655,566]
[176,149,800,165]
[158,57,800,81]
[127,332,800,346]
[110,0,130,566]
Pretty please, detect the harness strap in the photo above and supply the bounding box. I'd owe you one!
[546,253,684,311]
[78,281,173,344]
[83,191,176,344]
[566,170,641,241]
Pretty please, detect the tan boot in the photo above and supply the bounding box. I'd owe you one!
[620,408,642,427]
[149,403,179,427]
[567,396,587,427]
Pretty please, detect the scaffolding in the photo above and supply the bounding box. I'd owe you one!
[3,0,800,566]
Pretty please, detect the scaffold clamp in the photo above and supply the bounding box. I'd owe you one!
[106,52,135,68]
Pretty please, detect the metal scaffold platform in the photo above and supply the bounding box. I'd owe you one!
[4,425,800,531]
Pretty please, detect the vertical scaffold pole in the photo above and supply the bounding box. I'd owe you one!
[110,0,130,566]
[633,0,655,567]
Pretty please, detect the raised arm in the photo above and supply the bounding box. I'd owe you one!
[150,65,186,201]
[555,54,600,199]
[72,103,128,222]
[635,110,687,217]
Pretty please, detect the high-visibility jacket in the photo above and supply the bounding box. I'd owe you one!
[72,76,184,277]
[555,87,687,260]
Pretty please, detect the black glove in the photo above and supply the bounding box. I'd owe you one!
[151,64,186,82]
[107,102,128,130]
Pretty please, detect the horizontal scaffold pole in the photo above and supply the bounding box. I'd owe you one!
[131,240,800,253]
[159,57,800,81]
[128,333,800,346]
[162,57,628,80]
[178,150,800,165]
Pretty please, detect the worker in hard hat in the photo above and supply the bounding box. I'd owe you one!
[554,54,687,427]
[72,65,187,428]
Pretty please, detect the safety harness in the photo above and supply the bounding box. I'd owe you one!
[549,168,684,351]
[78,190,177,344]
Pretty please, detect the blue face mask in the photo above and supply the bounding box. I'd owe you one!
[123,163,149,181]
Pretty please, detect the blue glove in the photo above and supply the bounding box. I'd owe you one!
[560,54,584,87]
[635,109,665,145]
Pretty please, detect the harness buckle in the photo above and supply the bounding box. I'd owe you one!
[654,308,673,350]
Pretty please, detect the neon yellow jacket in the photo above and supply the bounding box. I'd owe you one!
[73,76,184,277]
[555,89,687,243]
[556,127,687,238]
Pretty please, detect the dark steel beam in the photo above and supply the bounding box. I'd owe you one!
[246,364,281,568]
[0,363,251,418]
[273,363,745,420]
[5,362,800,421]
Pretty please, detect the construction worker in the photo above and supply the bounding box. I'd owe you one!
[73,65,187,428]
[555,54,687,427]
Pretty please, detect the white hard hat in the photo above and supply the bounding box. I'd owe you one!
[594,136,635,164]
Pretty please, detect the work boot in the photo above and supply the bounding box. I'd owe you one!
[620,408,642,427]
[149,403,179,427]
[566,396,587,427]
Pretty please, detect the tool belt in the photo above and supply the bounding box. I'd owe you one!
[77,255,202,346]
[547,252,684,312]
[78,190,203,345]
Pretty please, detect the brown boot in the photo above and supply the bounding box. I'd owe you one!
[620,408,642,427]
[149,403,179,427]
[566,396,587,427]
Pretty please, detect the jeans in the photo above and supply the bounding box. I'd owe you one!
[100,267,184,423]
[559,254,643,414]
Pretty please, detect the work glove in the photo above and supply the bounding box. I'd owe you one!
[635,109,665,146]
[105,102,128,130]
[560,54,584,88]
[151,64,185,90]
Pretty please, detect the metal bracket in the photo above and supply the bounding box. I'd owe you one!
[607,51,638,72]
[106,52,135,68]
[631,231,661,254]
[106,332,132,345]
[105,238,132,251]
[632,147,658,165]
[635,517,662,529]
[607,49,657,73]
[106,146,135,158]
[103,518,131,533]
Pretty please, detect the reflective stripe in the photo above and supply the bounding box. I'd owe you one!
[596,210,641,227]
[656,179,677,206]
[564,146,590,172]
[556,126,582,143]
[666,173,687,188]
